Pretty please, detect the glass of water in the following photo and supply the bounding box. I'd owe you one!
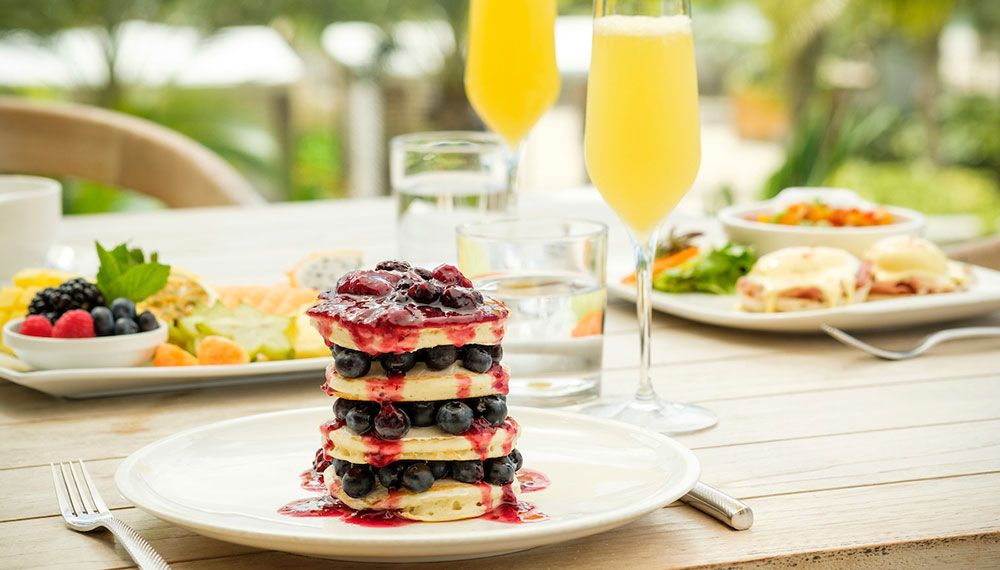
[457,218,608,407]
[390,132,509,267]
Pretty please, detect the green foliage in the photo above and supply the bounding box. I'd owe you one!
[827,160,1000,233]
[95,241,171,303]
[61,180,165,214]
[291,129,343,201]
[761,97,897,199]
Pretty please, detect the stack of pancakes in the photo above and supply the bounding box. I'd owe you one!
[307,261,524,522]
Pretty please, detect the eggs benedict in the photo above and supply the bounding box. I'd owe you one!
[863,236,971,299]
[736,246,872,312]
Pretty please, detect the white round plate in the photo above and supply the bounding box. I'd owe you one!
[609,265,1000,333]
[115,406,700,562]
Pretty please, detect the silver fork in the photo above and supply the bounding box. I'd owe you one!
[821,324,1000,360]
[51,460,171,570]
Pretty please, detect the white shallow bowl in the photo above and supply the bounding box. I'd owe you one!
[718,187,925,256]
[2,317,168,370]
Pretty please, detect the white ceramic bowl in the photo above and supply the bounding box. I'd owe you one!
[2,318,168,370]
[718,187,925,256]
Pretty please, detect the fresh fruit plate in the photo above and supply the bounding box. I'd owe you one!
[609,264,1000,333]
[0,246,363,397]
[115,406,700,562]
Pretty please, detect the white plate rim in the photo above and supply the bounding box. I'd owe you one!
[0,357,330,398]
[608,265,1000,332]
[113,405,701,559]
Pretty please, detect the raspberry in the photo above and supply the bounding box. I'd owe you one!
[51,309,96,338]
[18,315,54,337]
[431,264,472,288]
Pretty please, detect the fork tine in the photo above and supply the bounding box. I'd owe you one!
[78,460,109,514]
[60,462,86,515]
[70,461,96,515]
[50,462,72,515]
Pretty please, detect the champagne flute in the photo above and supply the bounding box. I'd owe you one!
[464,0,561,201]
[583,0,716,433]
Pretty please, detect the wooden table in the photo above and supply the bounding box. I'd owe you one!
[2,196,999,569]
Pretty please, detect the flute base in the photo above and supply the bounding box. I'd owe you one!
[582,395,717,435]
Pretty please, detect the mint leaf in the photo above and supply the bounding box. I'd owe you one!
[95,241,171,303]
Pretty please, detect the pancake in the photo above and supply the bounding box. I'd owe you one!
[324,418,520,466]
[325,362,509,402]
[324,468,522,522]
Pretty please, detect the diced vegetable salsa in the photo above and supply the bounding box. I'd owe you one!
[753,202,894,227]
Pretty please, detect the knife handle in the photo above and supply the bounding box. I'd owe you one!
[679,481,753,530]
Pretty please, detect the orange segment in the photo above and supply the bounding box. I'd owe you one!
[153,343,198,366]
[571,310,603,338]
[197,336,250,365]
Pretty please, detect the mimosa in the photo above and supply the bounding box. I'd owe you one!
[584,15,701,239]
[465,0,561,148]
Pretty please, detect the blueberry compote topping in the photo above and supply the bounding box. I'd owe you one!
[334,396,508,439]
[330,343,502,378]
[307,262,508,355]
[326,450,525,498]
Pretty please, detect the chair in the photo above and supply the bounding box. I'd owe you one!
[0,97,265,208]
[946,235,1000,271]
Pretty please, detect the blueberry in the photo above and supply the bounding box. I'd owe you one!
[331,344,345,356]
[333,398,354,421]
[440,286,477,310]
[476,394,507,427]
[462,345,492,373]
[375,260,411,272]
[378,462,407,489]
[137,310,158,332]
[451,460,483,484]
[335,349,371,378]
[414,267,433,280]
[508,449,523,472]
[435,401,473,434]
[345,404,375,435]
[486,345,503,361]
[395,276,416,292]
[483,457,515,485]
[333,458,351,477]
[428,461,450,480]
[379,351,416,374]
[407,281,442,304]
[109,298,136,321]
[424,345,458,370]
[114,317,138,335]
[90,306,114,337]
[408,401,438,427]
[401,462,434,493]
[373,403,410,440]
[342,464,375,498]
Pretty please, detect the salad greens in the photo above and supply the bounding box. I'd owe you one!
[652,244,755,295]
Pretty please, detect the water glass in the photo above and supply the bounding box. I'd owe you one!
[457,218,608,406]
[390,132,509,267]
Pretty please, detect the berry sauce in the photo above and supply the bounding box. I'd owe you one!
[361,434,402,467]
[278,495,414,527]
[366,373,405,402]
[480,485,548,523]
[320,418,344,437]
[299,469,326,493]
[516,469,551,494]
[306,269,508,355]
[489,364,510,394]
[455,374,472,399]
[463,417,518,459]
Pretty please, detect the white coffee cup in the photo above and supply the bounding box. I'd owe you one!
[0,176,62,282]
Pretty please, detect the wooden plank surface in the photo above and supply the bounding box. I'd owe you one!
[1,198,999,569]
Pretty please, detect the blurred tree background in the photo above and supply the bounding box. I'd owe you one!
[1,0,998,235]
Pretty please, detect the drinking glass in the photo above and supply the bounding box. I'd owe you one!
[583,0,716,433]
[390,132,509,267]
[457,218,607,407]
[464,0,561,199]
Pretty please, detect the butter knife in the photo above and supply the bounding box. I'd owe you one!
[679,481,753,530]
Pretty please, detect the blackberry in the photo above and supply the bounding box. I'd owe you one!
[27,279,105,322]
